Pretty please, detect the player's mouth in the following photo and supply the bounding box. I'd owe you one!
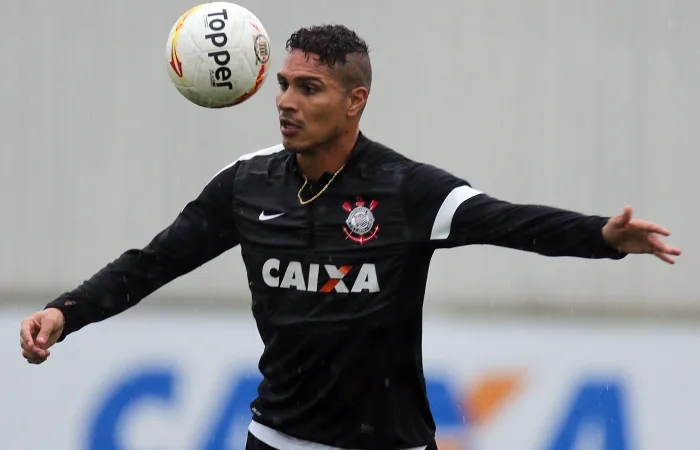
[280,118,302,137]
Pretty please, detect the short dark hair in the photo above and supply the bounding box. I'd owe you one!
[285,24,372,92]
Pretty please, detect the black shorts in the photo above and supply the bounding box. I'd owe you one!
[245,431,439,450]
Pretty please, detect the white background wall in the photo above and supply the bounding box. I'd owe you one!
[1,0,698,313]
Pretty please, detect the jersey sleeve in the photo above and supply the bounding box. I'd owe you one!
[44,163,242,341]
[401,162,626,259]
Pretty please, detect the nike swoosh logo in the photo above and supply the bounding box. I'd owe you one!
[259,211,285,221]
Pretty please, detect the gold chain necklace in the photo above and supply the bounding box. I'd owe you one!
[297,164,345,205]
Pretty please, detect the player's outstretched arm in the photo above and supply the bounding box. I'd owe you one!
[402,162,680,263]
[19,165,241,364]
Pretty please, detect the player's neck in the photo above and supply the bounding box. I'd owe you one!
[296,128,359,181]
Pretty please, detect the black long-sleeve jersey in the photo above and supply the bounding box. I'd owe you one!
[45,132,625,450]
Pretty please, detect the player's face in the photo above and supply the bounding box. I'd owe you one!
[276,50,352,153]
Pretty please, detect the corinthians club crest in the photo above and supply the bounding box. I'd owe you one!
[342,196,379,244]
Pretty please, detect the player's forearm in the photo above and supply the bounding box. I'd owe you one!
[44,170,240,341]
[452,195,626,259]
[44,247,187,340]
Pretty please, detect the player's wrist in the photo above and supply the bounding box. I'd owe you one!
[43,304,69,341]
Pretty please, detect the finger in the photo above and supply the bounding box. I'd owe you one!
[19,335,34,352]
[628,219,671,236]
[654,251,676,264]
[22,346,49,359]
[618,206,633,226]
[608,206,632,229]
[647,235,682,256]
[35,318,56,347]
[22,349,48,363]
[19,319,37,350]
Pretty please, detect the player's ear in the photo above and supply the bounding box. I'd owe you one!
[346,86,368,118]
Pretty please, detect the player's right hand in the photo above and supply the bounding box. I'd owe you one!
[19,308,65,365]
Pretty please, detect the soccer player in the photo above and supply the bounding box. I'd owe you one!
[19,25,679,450]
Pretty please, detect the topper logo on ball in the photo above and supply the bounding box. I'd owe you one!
[204,8,234,90]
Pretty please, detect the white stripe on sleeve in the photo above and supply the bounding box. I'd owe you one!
[429,185,482,240]
[208,143,285,183]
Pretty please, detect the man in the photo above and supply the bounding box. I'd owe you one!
[19,25,679,450]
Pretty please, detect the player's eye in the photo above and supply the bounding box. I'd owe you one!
[277,79,289,90]
[301,84,317,94]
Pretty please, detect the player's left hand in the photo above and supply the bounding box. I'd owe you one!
[602,206,681,264]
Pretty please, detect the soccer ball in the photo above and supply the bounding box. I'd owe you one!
[165,2,271,108]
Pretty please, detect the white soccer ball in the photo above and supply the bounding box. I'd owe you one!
[165,2,271,108]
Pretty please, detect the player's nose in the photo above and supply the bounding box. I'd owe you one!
[276,88,299,112]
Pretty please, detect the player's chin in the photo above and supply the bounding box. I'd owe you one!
[281,133,311,153]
